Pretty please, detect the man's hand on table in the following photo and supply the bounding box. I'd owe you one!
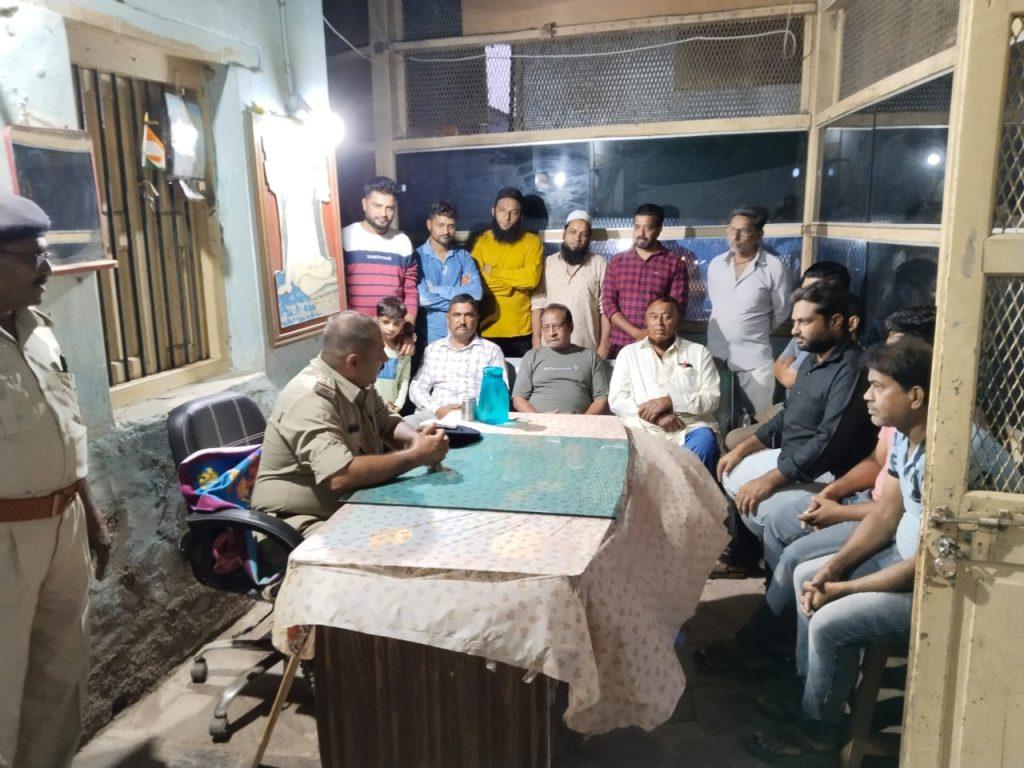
[638,396,672,423]
[411,425,449,466]
[435,404,461,419]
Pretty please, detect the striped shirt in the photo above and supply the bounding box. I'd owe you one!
[602,246,690,355]
[342,222,419,319]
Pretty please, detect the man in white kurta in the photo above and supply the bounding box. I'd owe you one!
[706,206,792,418]
[610,296,721,473]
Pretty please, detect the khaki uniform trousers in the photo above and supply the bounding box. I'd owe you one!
[0,498,90,768]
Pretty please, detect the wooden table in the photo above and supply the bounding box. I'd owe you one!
[271,415,729,767]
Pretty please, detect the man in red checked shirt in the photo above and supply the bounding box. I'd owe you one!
[602,203,690,358]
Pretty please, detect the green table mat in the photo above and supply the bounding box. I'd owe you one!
[348,433,627,519]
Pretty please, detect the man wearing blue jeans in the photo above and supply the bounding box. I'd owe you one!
[717,279,875,570]
[744,336,931,761]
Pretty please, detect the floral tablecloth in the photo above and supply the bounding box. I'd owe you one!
[271,413,728,735]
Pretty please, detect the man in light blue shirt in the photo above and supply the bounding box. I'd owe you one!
[416,201,482,344]
[743,336,931,762]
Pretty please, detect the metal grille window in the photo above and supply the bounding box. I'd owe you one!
[403,16,803,138]
[838,0,959,99]
[401,0,462,41]
[993,18,1024,233]
[72,66,212,385]
[970,277,1024,494]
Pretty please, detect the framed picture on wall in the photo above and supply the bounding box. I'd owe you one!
[248,112,347,347]
[3,125,116,274]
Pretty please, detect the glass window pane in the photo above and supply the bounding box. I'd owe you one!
[396,143,590,235]
[337,150,377,229]
[577,236,801,322]
[814,238,938,345]
[591,133,806,227]
[820,127,947,223]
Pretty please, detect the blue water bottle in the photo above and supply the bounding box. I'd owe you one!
[476,366,510,425]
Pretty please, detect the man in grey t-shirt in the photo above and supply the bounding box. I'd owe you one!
[512,304,611,414]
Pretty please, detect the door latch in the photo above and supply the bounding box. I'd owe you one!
[933,536,961,579]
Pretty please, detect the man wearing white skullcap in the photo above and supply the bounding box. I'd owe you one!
[530,210,610,356]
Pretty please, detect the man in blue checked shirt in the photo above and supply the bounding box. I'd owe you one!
[416,200,483,344]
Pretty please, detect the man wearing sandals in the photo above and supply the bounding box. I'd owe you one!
[744,336,931,761]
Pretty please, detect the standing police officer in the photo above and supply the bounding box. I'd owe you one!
[0,192,111,768]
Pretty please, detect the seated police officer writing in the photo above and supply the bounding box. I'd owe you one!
[251,311,449,530]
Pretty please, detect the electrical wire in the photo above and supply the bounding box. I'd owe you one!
[323,16,799,64]
[323,16,374,61]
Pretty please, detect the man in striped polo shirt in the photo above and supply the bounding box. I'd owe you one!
[342,176,419,328]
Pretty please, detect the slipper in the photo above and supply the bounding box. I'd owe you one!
[742,721,840,765]
[709,560,752,579]
[752,692,801,725]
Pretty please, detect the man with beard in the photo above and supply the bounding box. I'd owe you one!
[707,206,792,417]
[471,186,543,358]
[0,192,111,768]
[342,176,418,325]
[416,200,482,345]
[530,210,610,357]
[602,203,689,358]
[716,279,876,571]
[409,294,506,421]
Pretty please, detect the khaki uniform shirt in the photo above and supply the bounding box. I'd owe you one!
[251,355,402,519]
[531,252,607,350]
[0,308,88,498]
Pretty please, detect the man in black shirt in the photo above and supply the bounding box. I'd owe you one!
[716,280,876,569]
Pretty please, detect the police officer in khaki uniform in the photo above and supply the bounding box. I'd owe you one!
[0,192,111,768]
[251,311,449,529]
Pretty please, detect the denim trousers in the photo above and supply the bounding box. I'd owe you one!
[792,548,912,724]
[721,449,831,540]
[762,490,870,573]
[683,427,720,475]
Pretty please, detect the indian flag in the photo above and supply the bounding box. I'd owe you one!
[141,117,166,170]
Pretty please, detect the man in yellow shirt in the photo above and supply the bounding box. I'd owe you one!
[471,186,543,357]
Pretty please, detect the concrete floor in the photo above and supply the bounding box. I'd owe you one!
[73,577,893,768]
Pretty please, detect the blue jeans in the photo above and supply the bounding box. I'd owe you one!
[734,522,859,650]
[763,491,870,572]
[683,427,719,474]
[792,548,912,724]
[721,449,831,539]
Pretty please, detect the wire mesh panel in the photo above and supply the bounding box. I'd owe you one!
[970,277,1024,494]
[401,0,462,41]
[403,16,803,138]
[514,18,802,131]
[839,0,959,100]
[993,18,1024,233]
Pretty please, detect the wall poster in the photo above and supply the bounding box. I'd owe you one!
[249,112,346,346]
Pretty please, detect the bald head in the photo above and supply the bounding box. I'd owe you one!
[322,311,382,367]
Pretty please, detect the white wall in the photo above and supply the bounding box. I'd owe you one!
[0,0,331,429]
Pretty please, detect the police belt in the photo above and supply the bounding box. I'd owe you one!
[0,481,82,522]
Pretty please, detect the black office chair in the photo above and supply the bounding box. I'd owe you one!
[167,392,303,740]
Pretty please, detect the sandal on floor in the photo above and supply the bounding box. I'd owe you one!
[752,691,801,725]
[709,559,750,579]
[742,721,841,765]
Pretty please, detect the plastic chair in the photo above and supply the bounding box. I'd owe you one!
[167,392,302,741]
